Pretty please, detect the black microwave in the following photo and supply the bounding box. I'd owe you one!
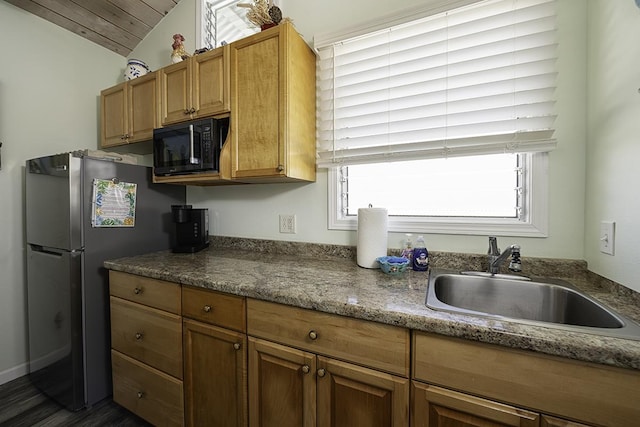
[153,117,229,176]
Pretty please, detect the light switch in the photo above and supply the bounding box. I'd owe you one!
[599,221,615,256]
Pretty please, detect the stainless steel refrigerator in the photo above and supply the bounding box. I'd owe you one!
[25,151,186,411]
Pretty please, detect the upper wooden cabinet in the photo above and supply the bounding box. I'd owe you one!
[229,22,316,183]
[100,71,160,149]
[100,23,317,185]
[160,46,230,126]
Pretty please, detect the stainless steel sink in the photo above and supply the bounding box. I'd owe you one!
[426,269,640,340]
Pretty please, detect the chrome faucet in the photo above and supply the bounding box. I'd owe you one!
[487,236,522,275]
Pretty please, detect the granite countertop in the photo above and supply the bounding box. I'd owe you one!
[104,239,640,371]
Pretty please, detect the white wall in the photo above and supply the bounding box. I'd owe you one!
[585,1,640,292]
[0,2,124,383]
[130,0,589,259]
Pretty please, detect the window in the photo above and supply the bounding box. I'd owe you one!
[198,0,258,49]
[315,0,557,236]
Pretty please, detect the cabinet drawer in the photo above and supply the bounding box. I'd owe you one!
[111,296,183,379]
[412,332,640,427]
[110,271,181,314]
[247,299,409,377]
[112,350,184,427]
[182,286,246,332]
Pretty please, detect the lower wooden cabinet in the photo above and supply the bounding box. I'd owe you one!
[410,381,596,427]
[248,336,409,427]
[108,272,633,427]
[109,272,184,426]
[183,318,247,427]
[411,381,538,427]
[412,331,639,426]
[112,350,184,427]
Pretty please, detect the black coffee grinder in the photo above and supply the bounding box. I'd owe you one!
[171,205,210,253]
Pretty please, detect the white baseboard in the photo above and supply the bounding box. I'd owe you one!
[0,362,28,385]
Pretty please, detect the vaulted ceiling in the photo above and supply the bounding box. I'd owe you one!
[5,0,182,56]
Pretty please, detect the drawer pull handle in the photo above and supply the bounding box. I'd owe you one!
[233,343,241,350]
[203,305,212,313]
[308,330,318,340]
[301,365,310,374]
[137,391,144,399]
[133,287,142,295]
[317,368,326,378]
[135,332,143,340]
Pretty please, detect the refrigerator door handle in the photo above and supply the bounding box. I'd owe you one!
[29,244,63,257]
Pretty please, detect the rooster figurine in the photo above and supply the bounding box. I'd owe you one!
[171,33,190,63]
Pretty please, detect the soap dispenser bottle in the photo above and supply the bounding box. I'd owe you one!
[412,235,429,271]
[401,234,413,268]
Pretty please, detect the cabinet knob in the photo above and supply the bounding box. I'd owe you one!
[317,368,326,378]
[133,287,142,295]
[301,365,310,374]
[137,391,144,399]
[277,164,284,172]
[233,343,241,350]
[308,330,318,340]
[184,109,191,115]
[190,108,196,114]
[135,332,143,340]
[203,305,212,313]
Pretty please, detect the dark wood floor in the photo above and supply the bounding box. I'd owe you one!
[0,375,151,426]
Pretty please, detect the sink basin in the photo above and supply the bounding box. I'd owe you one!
[426,269,640,340]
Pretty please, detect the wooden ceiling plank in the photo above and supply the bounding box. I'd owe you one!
[31,0,141,50]
[141,0,178,16]
[70,0,152,40]
[5,0,131,56]
[107,0,164,28]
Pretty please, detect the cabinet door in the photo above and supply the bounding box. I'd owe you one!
[230,30,283,179]
[161,60,192,125]
[101,82,127,148]
[193,46,229,118]
[128,71,159,142]
[411,381,539,427]
[183,319,247,427]
[248,337,316,427]
[317,356,409,427]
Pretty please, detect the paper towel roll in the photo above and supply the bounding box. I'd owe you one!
[357,207,388,268]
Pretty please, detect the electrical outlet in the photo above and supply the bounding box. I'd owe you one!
[279,214,296,234]
[599,221,615,256]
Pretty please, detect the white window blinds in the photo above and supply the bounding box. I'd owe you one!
[315,0,557,168]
